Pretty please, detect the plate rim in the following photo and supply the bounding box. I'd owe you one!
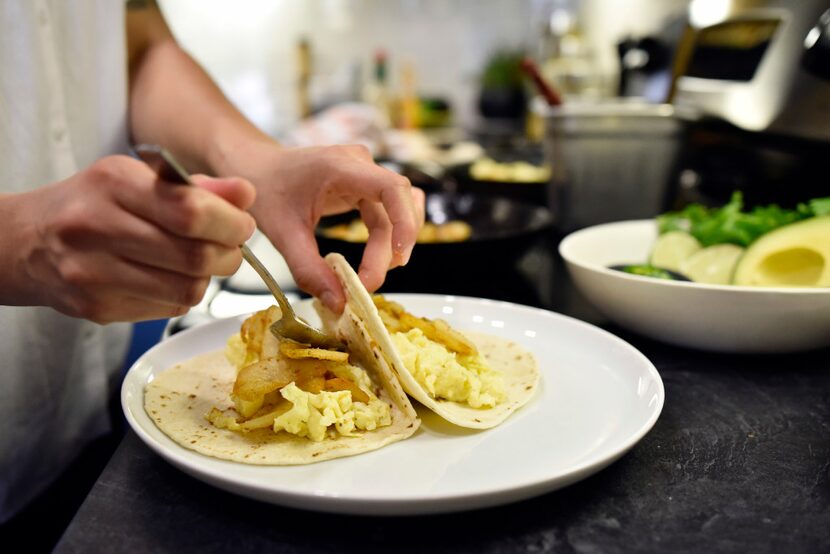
[122,293,664,515]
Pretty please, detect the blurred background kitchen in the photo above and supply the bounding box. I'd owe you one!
[160,0,688,137]
[140,0,830,346]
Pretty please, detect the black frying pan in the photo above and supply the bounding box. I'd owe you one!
[316,192,554,295]
[445,162,549,206]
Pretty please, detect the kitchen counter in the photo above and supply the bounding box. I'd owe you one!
[54,236,830,553]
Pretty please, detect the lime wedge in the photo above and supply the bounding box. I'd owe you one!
[649,231,702,272]
[679,244,745,285]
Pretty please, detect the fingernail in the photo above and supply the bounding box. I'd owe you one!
[399,244,413,266]
[391,240,410,266]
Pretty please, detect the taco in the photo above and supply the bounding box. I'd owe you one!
[317,253,539,429]
[144,293,420,465]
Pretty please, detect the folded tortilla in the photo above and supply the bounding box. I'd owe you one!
[318,253,539,429]
[145,296,420,465]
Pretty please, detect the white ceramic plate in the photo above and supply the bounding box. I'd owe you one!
[560,220,830,353]
[122,294,664,515]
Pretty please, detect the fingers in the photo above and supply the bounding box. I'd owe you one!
[58,251,209,306]
[317,157,421,267]
[365,167,420,266]
[357,199,394,291]
[271,215,345,313]
[190,174,256,211]
[113,222,244,277]
[203,144,425,312]
[56,207,244,277]
[106,159,256,247]
[70,296,190,325]
[341,144,375,162]
[354,187,425,291]
[56,250,212,317]
[151,179,256,245]
[34,155,261,324]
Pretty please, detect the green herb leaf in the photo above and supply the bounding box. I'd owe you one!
[809,197,830,216]
[658,191,822,247]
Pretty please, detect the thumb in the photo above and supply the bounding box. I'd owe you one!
[191,174,257,210]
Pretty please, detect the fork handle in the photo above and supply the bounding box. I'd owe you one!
[134,144,195,185]
[239,244,295,317]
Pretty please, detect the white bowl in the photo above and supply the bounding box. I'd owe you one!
[559,219,830,353]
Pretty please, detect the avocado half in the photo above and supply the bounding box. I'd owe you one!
[733,216,830,287]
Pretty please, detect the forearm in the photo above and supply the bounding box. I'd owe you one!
[129,38,276,176]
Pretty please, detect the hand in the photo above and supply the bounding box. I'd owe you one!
[9,155,256,323]
[229,142,425,312]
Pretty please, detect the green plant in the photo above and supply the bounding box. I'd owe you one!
[481,50,525,89]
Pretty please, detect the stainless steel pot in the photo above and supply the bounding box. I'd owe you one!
[542,101,693,231]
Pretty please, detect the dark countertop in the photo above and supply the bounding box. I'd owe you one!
[55,235,830,554]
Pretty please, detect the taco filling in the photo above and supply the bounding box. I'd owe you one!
[144,295,420,465]
[318,253,540,430]
[374,296,505,409]
[208,306,392,442]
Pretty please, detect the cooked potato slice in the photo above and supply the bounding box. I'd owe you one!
[279,341,349,362]
[232,357,295,403]
[241,306,282,360]
[207,403,292,433]
[297,376,326,394]
[373,295,405,316]
[240,310,267,357]
[206,407,241,431]
[377,308,404,333]
[291,358,335,377]
[324,377,370,403]
[398,312,477,356]
[234,396,264,419]
[290,358,334,393]
[374,296,406,333]
[374,295,476,354]
[239,403,292,431]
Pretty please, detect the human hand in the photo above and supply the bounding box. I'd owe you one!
[227,142,425,313]
[12,155,256,323]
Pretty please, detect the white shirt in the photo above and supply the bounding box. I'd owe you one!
[0,0,131,522]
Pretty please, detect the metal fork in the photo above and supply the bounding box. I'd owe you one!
[135,144,342,350]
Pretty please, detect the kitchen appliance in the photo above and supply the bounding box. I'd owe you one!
[669,0,830,208]
[542,101,690,231]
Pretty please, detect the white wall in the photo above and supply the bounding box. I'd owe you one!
[158,0,690,137]
[579,0,690,84]
[160,0,539,136]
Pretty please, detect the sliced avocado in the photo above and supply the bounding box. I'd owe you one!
[732,216,830,287]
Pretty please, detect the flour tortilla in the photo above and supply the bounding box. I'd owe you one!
[320,253,539,429]
[144,303,420,465]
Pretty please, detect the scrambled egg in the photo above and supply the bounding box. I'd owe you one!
[220,332,391,442]
[391,328,504,408]
[274,383,391,442]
